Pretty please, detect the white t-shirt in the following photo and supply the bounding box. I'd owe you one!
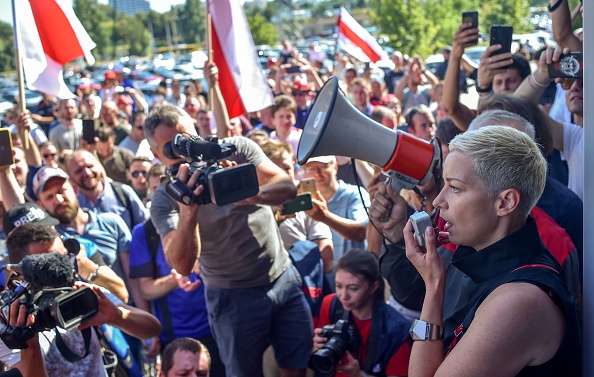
[270,128,302,158]
[279,211,333,251]
[562,122,583,200]
[549,83,572,124]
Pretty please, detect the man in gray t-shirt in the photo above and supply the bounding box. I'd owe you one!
[145,104,313,377]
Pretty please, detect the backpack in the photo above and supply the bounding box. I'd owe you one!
[287,240,329,323]
[143,218,160,279]
[110,182,135,228]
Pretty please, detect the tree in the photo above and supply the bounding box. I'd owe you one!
[0,21,15,73]
[180,0,206,45]
[116,14,151,56]
[73,0,110,59]
[481,0,532,34]
[247,13,279,46]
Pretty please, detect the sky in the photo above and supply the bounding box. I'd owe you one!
[0,0,186,24]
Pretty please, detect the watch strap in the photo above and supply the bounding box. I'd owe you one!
[475,84,493,93]
[410,319,444,341]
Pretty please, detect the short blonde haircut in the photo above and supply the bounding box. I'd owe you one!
[449,125,547,217]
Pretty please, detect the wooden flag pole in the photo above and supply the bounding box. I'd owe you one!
[206,0,214,108]
[11,0,29,149]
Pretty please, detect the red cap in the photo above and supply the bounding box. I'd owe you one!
[294,80,312,93]
[117,94,133,106]
[105,70,116,80]
[266,57,278,68]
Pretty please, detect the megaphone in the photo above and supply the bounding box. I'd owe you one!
[297,76,441,191]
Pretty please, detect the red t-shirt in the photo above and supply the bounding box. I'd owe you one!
[318,294,411,377]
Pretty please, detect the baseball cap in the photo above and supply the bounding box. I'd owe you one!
[3,203,59,234]
[294,80,312,93]
[32,166,69,196]
[306,156,336,164]
[104,70,116,80]
[117,94,133,106]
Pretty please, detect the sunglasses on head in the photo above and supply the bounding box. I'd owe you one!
[131,171,148,178]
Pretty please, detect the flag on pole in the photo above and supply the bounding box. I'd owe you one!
[208,0,274,118]
[336,7,384,63]
[14,0,96,99]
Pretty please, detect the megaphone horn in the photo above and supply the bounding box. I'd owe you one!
[297,76,441,190]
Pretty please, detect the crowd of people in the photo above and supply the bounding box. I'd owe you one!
[0,0,584,375]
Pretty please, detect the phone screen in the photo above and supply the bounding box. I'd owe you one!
[82,119,96,144]
[0,128,14,167]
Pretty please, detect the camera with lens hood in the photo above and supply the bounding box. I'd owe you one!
[163,134,260,206]
[0,253,99,349]
[309,319,361,375]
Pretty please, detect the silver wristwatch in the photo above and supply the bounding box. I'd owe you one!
[409,319,444,341]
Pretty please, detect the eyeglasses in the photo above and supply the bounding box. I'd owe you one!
[43,153,57,158]
[131,171,148,178]
[303,163,332,174]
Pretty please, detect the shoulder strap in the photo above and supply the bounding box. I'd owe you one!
[55,327,92,362]
[329,295,345,324]
[110,181,133,224]
[144,219,160,279]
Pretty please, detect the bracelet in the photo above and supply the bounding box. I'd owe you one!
[475,84,492,93]
[548,0,564,12]
[530,74,549,88]
[87,265,101,282]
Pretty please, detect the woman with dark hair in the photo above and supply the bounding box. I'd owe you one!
[313,249,411,377]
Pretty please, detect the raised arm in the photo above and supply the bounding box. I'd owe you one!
[17,112,42,167]
[550,0,582,51]
[204,61,232,139]
[442,24,480,131]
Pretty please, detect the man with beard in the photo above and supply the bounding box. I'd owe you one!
[48,99,82,152]
[65,150,148,231]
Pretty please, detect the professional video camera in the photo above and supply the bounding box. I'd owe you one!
[163,133,260,206]
[0,253,99,349]
[309,319,362,375]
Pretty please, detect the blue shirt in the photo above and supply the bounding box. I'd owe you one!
[77,180,148,231]
[56,211,131,277]
[128,223,211,342]
[327,180,370,262]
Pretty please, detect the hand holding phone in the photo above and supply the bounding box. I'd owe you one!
[286,66,303,74]
[548,52,583,79]
[462,11,479,45]
[298,178,317,194]
[82,119,96,145]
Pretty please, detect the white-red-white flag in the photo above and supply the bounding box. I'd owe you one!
[337,7,384,63]
[14,0,96,99]
[209,0,274,118]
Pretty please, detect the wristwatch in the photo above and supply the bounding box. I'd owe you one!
[409,319,444,341]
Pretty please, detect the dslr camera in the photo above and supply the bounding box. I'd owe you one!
[0,253,99,349]
[309,319,361,375]
[164,134,260,206]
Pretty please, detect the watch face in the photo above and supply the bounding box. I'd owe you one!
[410,319,427,341]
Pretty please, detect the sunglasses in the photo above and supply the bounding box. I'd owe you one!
[43,153,57,158]
[131,171,148,178]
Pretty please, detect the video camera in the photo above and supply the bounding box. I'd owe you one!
[163,134,260,206]
[309,319,361,376]
[0,253,99,349]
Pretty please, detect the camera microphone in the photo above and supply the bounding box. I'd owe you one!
[164,134,224,160]
[21,253,76,290]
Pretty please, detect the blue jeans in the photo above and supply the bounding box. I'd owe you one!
[205,265,313,377]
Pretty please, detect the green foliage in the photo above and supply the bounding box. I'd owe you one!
[0,21,15,73]
[115,14,151,56]
[247,13,279,46]
[73,0,110,58]
[370,0,531,57]
[180,0,206,45]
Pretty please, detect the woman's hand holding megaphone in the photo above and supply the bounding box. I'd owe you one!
[368,180,408,244]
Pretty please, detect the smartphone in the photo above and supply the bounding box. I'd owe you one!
[82,119,96,144]
[286,66,303,74]
[548,52,583,79]
[299,178,317,194]
[0,128,14,167]
[282,193,313,215]
[490,25,513,57]
[462,11,479,45]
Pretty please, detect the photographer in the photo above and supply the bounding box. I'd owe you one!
[313,249,411,377]
[2,223,161,377]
